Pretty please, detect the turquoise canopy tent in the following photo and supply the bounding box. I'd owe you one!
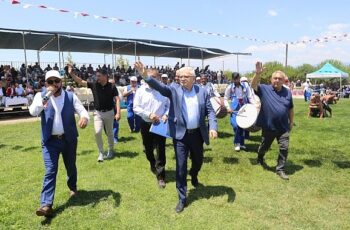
[306,62,349,88]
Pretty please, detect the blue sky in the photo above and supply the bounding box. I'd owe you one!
[1,0,350,72]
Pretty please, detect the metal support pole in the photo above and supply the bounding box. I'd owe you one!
[111,40,115,77]
[104,54,106,65]
[22,32,28,77]
[187,48,190,66]
[37,51,40,66]
[154,56,156,67]
[134,42,137,75]
[285,43,288,68]
[201,49,204,69]
[57,34,61,70]
[236,54,239,72]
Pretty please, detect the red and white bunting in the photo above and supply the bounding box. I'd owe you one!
[6,0,350,45]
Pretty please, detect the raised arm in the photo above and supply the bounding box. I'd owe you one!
[251,62,263,92]
[67,64,88,87]
[134,61,172,98]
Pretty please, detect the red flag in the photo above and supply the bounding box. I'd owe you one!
[59,9,69,13]
[12,0,20,4]
[39,5,47,8]
[81,12,89,17]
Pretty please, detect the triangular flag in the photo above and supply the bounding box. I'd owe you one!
[12,0,20,4]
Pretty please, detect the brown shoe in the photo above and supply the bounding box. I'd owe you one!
[36,206,53,217]
[70,190,78,197]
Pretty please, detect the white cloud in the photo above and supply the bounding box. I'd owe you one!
[268,9,278,17]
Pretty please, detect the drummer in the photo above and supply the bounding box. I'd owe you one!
[224,72,252,151]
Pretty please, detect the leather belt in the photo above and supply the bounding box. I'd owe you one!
[186,128,199,134]
[51,134,65,140]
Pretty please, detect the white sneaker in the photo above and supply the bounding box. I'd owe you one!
[234,144,240,151]
[104,150,114,159]
[97,153,104,162]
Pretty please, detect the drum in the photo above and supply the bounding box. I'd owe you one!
[236,103,261,132]
[210,96,227,119]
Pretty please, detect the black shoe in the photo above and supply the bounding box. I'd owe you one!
[175,201,186,213]
[191,176,199,187]
[276,171,289,180]
[36,206,53,217]
[158,179,166,189]
[257,157,266,166]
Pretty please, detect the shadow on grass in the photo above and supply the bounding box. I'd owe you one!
[244,143,260,153]
[223,157,239,164]
[12,145,23,150]
[41,189,121,225]
[286,161,304,175]
[187,185,236,206]
[0,143,7,148]
[245,135,261,143]
[248,158,304,175]
[116,151,139,158]
[303,159,322,167]
[203,156,213,163]
[332,160,350,169]
[218,131,233,139]
[118,136,136,142]
[78,150,94,155]
[23,146,40,151]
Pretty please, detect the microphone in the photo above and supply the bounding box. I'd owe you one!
[42,90,53,103]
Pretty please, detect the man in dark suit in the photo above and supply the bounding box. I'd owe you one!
[134,61,218,213]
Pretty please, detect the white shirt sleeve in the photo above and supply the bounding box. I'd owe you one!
[73,94,90,123]
[223,85,231,109]
[133,88,151,120]
[29,92,44,116]
[164,98,170,116]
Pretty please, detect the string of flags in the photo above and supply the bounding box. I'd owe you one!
[7,0,350,45]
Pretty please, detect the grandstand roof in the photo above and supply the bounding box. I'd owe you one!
[0,28,231,59]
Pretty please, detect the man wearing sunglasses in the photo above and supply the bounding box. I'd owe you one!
[29,70,89,217]
[68,65,121,162]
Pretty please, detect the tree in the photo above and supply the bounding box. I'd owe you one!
[65,52,74,65]
[116,55,130,69]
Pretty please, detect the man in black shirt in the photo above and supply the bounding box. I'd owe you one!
[68,65,121,162]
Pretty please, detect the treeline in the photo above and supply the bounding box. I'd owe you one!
[228,59,350,84]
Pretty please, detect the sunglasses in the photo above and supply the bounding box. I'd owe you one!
[47,79,61,84]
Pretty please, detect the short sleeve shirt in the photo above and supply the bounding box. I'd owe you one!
[256,84,293,132]
[87,82,118,111]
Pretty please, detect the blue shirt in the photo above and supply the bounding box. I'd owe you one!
[182,86,200,129]
[256,84,293,132]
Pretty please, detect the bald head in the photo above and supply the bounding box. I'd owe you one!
[271,70,286,91]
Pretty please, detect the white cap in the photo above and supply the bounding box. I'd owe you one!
[196,77,201,80]
[130,76,137,81]
[45,70,62,81]
[240,77,248,82]
[161,74,168,78]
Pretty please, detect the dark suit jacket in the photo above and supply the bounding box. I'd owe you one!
[146,77,217,145]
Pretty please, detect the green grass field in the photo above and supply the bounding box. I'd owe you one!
[0,99,349,229]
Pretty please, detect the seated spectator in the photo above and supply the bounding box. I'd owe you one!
[15,83,25,96]
[6,84,16,97]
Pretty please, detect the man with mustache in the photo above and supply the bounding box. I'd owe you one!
[29,70,89,217]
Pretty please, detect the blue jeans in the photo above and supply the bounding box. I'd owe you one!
[113,120,119,141]
[127,107,141,132]
[40,137,77,207]
[230,113,245,146]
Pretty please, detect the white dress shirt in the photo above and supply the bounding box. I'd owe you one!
[29,90,90,135]
[183,86,200,129]
[133,83,169,122]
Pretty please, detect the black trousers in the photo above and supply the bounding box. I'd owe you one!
[257,129,290,172]
[173,129,204,203]
[140,121,166,180]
